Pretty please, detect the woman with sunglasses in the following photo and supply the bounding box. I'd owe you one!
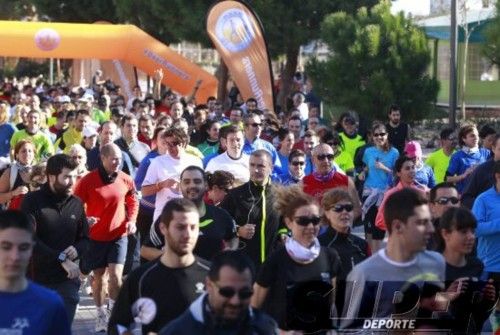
[252,184,341,332]
[360,123,399,251]
[375,155,428,231]
[319,188,370,314]
[436,207,496,333]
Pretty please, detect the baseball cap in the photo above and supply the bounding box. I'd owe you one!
[404,141,422,159]
[83,126,98,138]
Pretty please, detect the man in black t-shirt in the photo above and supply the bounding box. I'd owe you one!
[108,198,210,335]
[141,166,238,261]
[386,104,410,155]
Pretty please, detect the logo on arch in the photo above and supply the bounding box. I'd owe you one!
[34,28,61,51]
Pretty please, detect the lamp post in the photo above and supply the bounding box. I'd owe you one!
[449,0,458,128]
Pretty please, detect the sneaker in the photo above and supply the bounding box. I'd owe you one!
[94,310,109,333]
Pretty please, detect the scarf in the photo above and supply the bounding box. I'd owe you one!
[285,237,321,263]
[312,168,336,182]
[462,146,479,155]
[15,161,32,174]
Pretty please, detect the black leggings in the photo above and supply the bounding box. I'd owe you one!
[362,197,386,240]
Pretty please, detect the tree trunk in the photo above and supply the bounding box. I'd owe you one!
[461,34,469,120]
[215,61,229,104]
[276,45,300,113]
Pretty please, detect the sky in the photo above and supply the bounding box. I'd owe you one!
[390,0,491,17]
[391,0,431,16]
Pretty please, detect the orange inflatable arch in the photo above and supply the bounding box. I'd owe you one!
[0,20,217,102]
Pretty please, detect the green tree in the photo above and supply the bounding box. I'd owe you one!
[252,0,378,109]
[483,0,500,66]
[30,0,118,23]
[307,0,439,121]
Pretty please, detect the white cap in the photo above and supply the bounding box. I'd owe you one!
[82,126,98,138]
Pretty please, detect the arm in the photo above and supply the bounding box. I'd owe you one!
[185,79,202,105]
[251,283,269,309]
[461,168,483,209]
[108,275,135,335]
[472,196,500,237]
[73,205,90,259]
[374,192,388,231]
[141,178,179,197]
[140,220,164,261]
[152,69,163,100]
[140,246,163,261]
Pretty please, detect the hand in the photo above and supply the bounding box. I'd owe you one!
[131,297,157,324]
[375,160,388,171]
[482,279,496,301]
[63,246,78,261]
[12,186,29,197]
[87,217,100,226]
[127,221,137,234]
[158,179,179,192]
[238,224,256,239]
[153,68,164,82]
[445,277,469,301]
[61,259,80,279]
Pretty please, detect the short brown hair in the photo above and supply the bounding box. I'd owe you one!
[458,123,477,146]
[160,198,198,228]
[14,139,36,157]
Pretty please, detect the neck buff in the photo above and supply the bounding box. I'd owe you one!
[285,237,321,263]
[462,146,479,154]
[312,168,336,182]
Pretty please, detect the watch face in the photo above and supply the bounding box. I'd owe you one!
[58,253,66,262]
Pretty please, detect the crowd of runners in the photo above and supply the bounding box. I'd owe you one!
[0,70,499,334]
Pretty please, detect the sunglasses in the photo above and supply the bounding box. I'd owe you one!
[248,123,262,128]
[435,197,459,205]
[166,141,180,147]
[331,204,354,213]
[316,154,334,161]
[215,283,254,300]
[291,161,305,167]
[373,132,387,137]
[294,216,322,226]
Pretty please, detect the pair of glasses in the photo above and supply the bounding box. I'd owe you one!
[248,123,261,128]
[214,283,253,299]
[294,216,322,226]
[435,197,459,205]
[316,154,334,161]
[373,132,387,137]
[331,204,354,213]
[291,161,305,166]
[166,141,180,147]
[71,155,83,159]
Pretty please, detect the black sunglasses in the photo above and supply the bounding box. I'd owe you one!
[435,197,459,205]
[316,154,334,161]
[294,216,322,226]
[215,283,254,300]
[373,132,387,137]
[331,204,354,213]
[291,161,305,167]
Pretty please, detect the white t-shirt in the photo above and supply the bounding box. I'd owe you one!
[143,153,203,221]
[205,152,250,186]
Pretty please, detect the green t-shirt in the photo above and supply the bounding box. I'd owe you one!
[334,150,355,173]
[339,132,365,163]
[425,148,454,183]
[10,129,54,161]
[91,108,109,124]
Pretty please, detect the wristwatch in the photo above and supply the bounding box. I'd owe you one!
[58,252,67,263]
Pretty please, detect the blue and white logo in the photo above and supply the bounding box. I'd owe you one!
[215,9,255,53]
